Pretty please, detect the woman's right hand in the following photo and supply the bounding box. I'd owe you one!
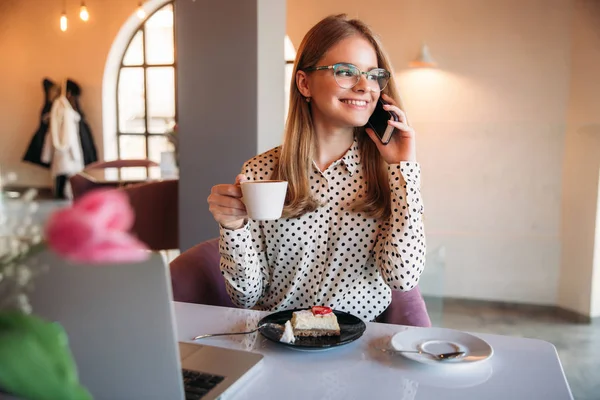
[207,174,248,230]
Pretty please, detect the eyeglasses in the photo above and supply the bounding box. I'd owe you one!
[304,62,391,91]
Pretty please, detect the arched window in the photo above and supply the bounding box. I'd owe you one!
[106,3,295,178]
[116,2,175,179]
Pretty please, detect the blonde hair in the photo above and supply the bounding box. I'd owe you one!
[275,14,404,220]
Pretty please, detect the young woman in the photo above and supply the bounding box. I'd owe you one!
[207,14,425,321]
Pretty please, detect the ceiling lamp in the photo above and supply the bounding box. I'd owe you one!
[409,43,437,68]
[136,2,146,19]
[79,2,90,21]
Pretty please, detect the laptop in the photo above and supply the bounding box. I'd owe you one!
[28,251,263,400]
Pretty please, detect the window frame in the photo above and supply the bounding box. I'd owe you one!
[115,1,177,175]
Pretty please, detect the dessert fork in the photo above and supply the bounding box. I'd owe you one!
[191,322,281,341]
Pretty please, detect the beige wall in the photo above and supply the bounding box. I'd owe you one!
[0,0,137,187]
[559,0,600,317]
[287,0,573,305]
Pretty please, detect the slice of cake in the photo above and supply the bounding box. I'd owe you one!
[291,306,340,337]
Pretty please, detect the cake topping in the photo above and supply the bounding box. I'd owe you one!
[311,306,332,316]
[280,320,296,344]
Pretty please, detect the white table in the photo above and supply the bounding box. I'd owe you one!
[174,302,573,400]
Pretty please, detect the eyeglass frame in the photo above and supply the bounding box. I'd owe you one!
[303,62,391,91]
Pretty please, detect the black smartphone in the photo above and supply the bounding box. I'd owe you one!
[366,98,399,144]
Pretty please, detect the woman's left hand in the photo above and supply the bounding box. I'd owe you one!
[365,93,416,164]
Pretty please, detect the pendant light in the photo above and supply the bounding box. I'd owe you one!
[60,13,68,31]
[79,2,90,21]
[59,0,68,32]
[409,43,437,68]
[136,1,146,19]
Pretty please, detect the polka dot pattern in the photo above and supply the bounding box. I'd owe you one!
[219,141,426,321]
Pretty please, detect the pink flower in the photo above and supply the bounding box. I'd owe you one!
[45,189,149,264]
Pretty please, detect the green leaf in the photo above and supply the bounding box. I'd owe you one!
[0,312,92,400]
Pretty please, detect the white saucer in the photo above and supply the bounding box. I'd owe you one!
[390,327,493,366]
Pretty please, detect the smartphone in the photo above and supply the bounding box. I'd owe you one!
[366,98,399,145]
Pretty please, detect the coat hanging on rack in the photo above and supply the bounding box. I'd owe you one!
[65,79,98,166]
[22,78,59,168]
[41,93,84,198]
[39,78,99,199]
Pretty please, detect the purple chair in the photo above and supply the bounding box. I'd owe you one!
[118,180,179,251]
[170,239,236,307]
[169,238,431,326]
[375,287,431,327]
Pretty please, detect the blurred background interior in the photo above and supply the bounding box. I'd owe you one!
[0,0,599,398]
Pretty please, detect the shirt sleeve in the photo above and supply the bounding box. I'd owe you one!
[219,214,271,309]
[375,161,426,291]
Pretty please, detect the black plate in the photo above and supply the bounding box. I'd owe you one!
[258,309,366,350]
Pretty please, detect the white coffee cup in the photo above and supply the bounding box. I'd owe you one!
[240,180,288,220]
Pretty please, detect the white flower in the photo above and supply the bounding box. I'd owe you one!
[0,172,46,314]
[16,293,32,314]
[16,226,27,237]
[22,216,33,228]
[16,265,32,286]
[28,201,40,214]
[7,238,20,255]
[19,242,30,254]
[31,234,43,244]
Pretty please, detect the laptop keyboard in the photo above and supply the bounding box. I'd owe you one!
[182,368,225,399]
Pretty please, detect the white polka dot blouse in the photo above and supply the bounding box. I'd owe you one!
[219,140,426,321]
